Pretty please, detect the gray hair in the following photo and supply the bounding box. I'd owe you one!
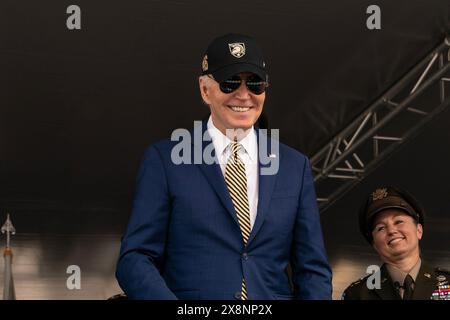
[199,74,215,89]
[199,74,216,106]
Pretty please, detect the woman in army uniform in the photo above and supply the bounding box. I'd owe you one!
[342,186,450,300]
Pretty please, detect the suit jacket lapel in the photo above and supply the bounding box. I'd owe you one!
[412,263,435,300]
[247,130,277,245]
[195,122,279,241]
[195,121,238,225]
[374,264,402,300]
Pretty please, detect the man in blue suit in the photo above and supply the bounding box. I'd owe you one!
[116,33,332,300]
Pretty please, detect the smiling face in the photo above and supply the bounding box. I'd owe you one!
[199,72,265,136]
[371,209,423,264]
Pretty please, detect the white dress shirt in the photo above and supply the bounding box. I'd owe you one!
[207,116,259,229]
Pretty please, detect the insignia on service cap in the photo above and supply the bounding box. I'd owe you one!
[228,43,246,58]
[372,188,388,201]
[202,55,208,72]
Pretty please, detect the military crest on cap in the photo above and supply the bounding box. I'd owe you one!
[372,188,388,201]
[202,54,208,72]
[228,43,246,58]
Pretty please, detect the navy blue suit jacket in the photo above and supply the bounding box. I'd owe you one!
[116,122,332,299]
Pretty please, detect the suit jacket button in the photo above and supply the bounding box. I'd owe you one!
[242,253,248,260]
[234,292,242,300]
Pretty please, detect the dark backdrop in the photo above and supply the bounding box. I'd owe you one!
[0,0,449,299]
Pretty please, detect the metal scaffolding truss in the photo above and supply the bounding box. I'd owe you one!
[311,37,450,212]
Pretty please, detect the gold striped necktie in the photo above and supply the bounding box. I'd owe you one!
[225,141,251,300]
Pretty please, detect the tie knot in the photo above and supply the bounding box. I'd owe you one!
[230,142,243,156]
[228,142,244,164]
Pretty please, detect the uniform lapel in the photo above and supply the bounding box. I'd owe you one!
[374,264,402,300]
[412,263,435,300]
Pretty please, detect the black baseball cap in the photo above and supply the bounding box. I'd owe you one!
[358,186,425,243]
[201,33,268,83]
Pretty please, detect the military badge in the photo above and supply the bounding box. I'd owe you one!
[437,274,447,283]
[372,188,388,201]
[202,55,208,72]
[430,273,450,300]
[430,284,450,300]
[228,43,246,58]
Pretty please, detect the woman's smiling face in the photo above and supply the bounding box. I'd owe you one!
[371,209,423,263]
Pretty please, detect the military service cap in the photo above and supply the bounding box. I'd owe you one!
[358,186,425,243]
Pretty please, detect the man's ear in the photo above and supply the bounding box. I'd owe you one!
[199,77,210,105]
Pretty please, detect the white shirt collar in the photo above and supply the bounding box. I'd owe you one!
[206,116,257,161]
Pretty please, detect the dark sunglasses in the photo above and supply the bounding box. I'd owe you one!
[208,74,268,95]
